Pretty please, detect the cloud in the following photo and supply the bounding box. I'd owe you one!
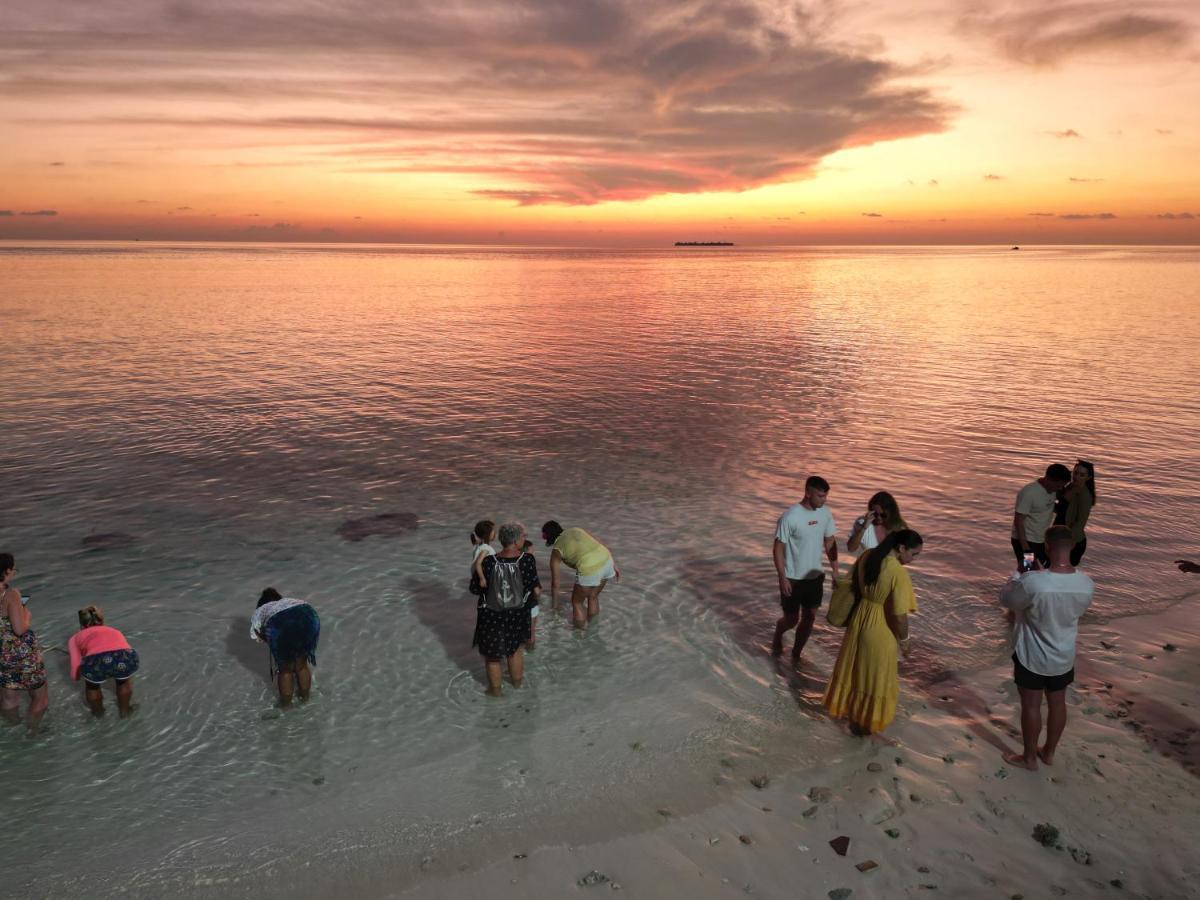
[49,161,65,166]
[1068,176,1103,182]
[862,212,883,217]
[1156,127,1173,135]
[1051,129,1082,138]
[1059,212,1117,219]
[0,0,954,206]
[961,3,1192,66]
[20,209,58,216]
[175,205,193,211]
[928,179,938,186]
[983,173,1005,180]
[1155,212,1195,219]
[1027,212,1056,216]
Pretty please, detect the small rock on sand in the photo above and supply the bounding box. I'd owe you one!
[1031,823,1060,847]
[335,512,419,542]
[750,775,770,789]
[1163,643,1177,652]
[738,835,753,845]
[802,805,819,818]
[884,829,900,839]
[866,762,883,773]
[829,836,850,856]
[828,890,852,900]
[809,786,834,803]
[578,871,611,887]
[855,860,878,873]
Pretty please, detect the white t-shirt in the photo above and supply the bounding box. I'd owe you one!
[250,597,305,641]
[1012,480,1057,544]
[1000,570,1094,676]
[851,517,882,550]
[775,503,836,580]
[473,543,495,565]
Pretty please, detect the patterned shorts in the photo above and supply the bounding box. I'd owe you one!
[81,649,140,684]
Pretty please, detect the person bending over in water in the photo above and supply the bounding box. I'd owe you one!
[68,606,139,717]
[250,588,321,707]
[999,526,1094,771]
[542,521,618,629]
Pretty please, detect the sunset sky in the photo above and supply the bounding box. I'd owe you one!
[2,0,1199,245]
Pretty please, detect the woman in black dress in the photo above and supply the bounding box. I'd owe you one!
[475,522,540,696]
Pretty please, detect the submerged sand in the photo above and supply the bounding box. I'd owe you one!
[397,597,1200,900]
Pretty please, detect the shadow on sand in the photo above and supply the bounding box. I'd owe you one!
[404,576,482,675]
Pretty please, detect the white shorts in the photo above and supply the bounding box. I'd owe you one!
[576,557,616,588]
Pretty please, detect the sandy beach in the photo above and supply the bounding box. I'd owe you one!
[398,594,1200,900]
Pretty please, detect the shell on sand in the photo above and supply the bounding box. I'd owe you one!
[336,512,419,542]
[81,532,137,551]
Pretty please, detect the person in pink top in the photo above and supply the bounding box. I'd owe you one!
[67,606,139,717]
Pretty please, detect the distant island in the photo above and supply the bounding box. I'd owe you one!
[674,241,734,246]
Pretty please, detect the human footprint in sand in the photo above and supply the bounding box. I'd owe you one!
[999,526,1094,770]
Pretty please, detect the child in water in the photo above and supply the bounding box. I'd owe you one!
[470,520,497,602]
[522,540,540,649]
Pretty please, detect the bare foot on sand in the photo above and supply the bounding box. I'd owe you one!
[1003,751,1037,771]
[1037,746,1055,766]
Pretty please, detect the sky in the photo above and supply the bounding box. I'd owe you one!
[2,0,1199,245]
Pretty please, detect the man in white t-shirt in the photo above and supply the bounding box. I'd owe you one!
[999,525,1094,771]
[772,475,838,661]
[1010,463,1071,570]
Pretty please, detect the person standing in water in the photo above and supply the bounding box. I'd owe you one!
[846,491,907,553]
[476,522,540,695]
[0,553,49,732]
[1012,464,1072,570]
[772,476,838,661]
[542,521,618,629]
[68,606,139,717]
[250,588,321,707]
[1061,460,1096,565]
[999,526,1094,771]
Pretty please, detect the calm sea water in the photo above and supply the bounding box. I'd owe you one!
[2,242,1198,896]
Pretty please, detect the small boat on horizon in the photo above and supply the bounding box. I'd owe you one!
[674,241,734,247]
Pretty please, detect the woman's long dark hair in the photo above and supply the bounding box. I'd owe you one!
[1077,459,1097,504]
[868,491,908,531]
[854,529,924,599]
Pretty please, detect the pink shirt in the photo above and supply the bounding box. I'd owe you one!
[68,625,132,681]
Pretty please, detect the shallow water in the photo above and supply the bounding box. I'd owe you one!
[1,242,1198,895]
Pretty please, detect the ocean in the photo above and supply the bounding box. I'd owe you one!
[2,242,1198,896]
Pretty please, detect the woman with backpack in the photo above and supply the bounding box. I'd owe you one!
[474,522,540,696]
[823,529,924,736]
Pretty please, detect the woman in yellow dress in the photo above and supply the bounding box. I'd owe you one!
[824,529,923,735]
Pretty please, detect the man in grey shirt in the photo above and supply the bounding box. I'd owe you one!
[1010,463,1071,570]
[999,525,1094,771]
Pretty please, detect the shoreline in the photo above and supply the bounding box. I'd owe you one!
[394,592,1200,900]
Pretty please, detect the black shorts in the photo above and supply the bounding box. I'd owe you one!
[780,573,825,615]
[1012,654,1073,692]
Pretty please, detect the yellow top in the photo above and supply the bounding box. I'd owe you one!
[553,528,611,577]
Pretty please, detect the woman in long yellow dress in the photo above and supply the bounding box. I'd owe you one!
[824,529,923,735]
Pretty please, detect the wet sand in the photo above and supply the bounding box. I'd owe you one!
[398,594,1200,900]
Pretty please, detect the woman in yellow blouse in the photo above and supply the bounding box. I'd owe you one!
[824,529,924,736]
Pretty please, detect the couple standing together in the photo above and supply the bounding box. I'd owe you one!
[771,476,924,736]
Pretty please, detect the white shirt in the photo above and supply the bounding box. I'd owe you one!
[1012,480,1057,544]
[473,544,495,565]
[1000,570,1094,676]
[775,503,836,580]
[250,597,305,641]
[851,517,881,550]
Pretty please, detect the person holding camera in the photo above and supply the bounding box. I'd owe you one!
[847,491,908,553]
